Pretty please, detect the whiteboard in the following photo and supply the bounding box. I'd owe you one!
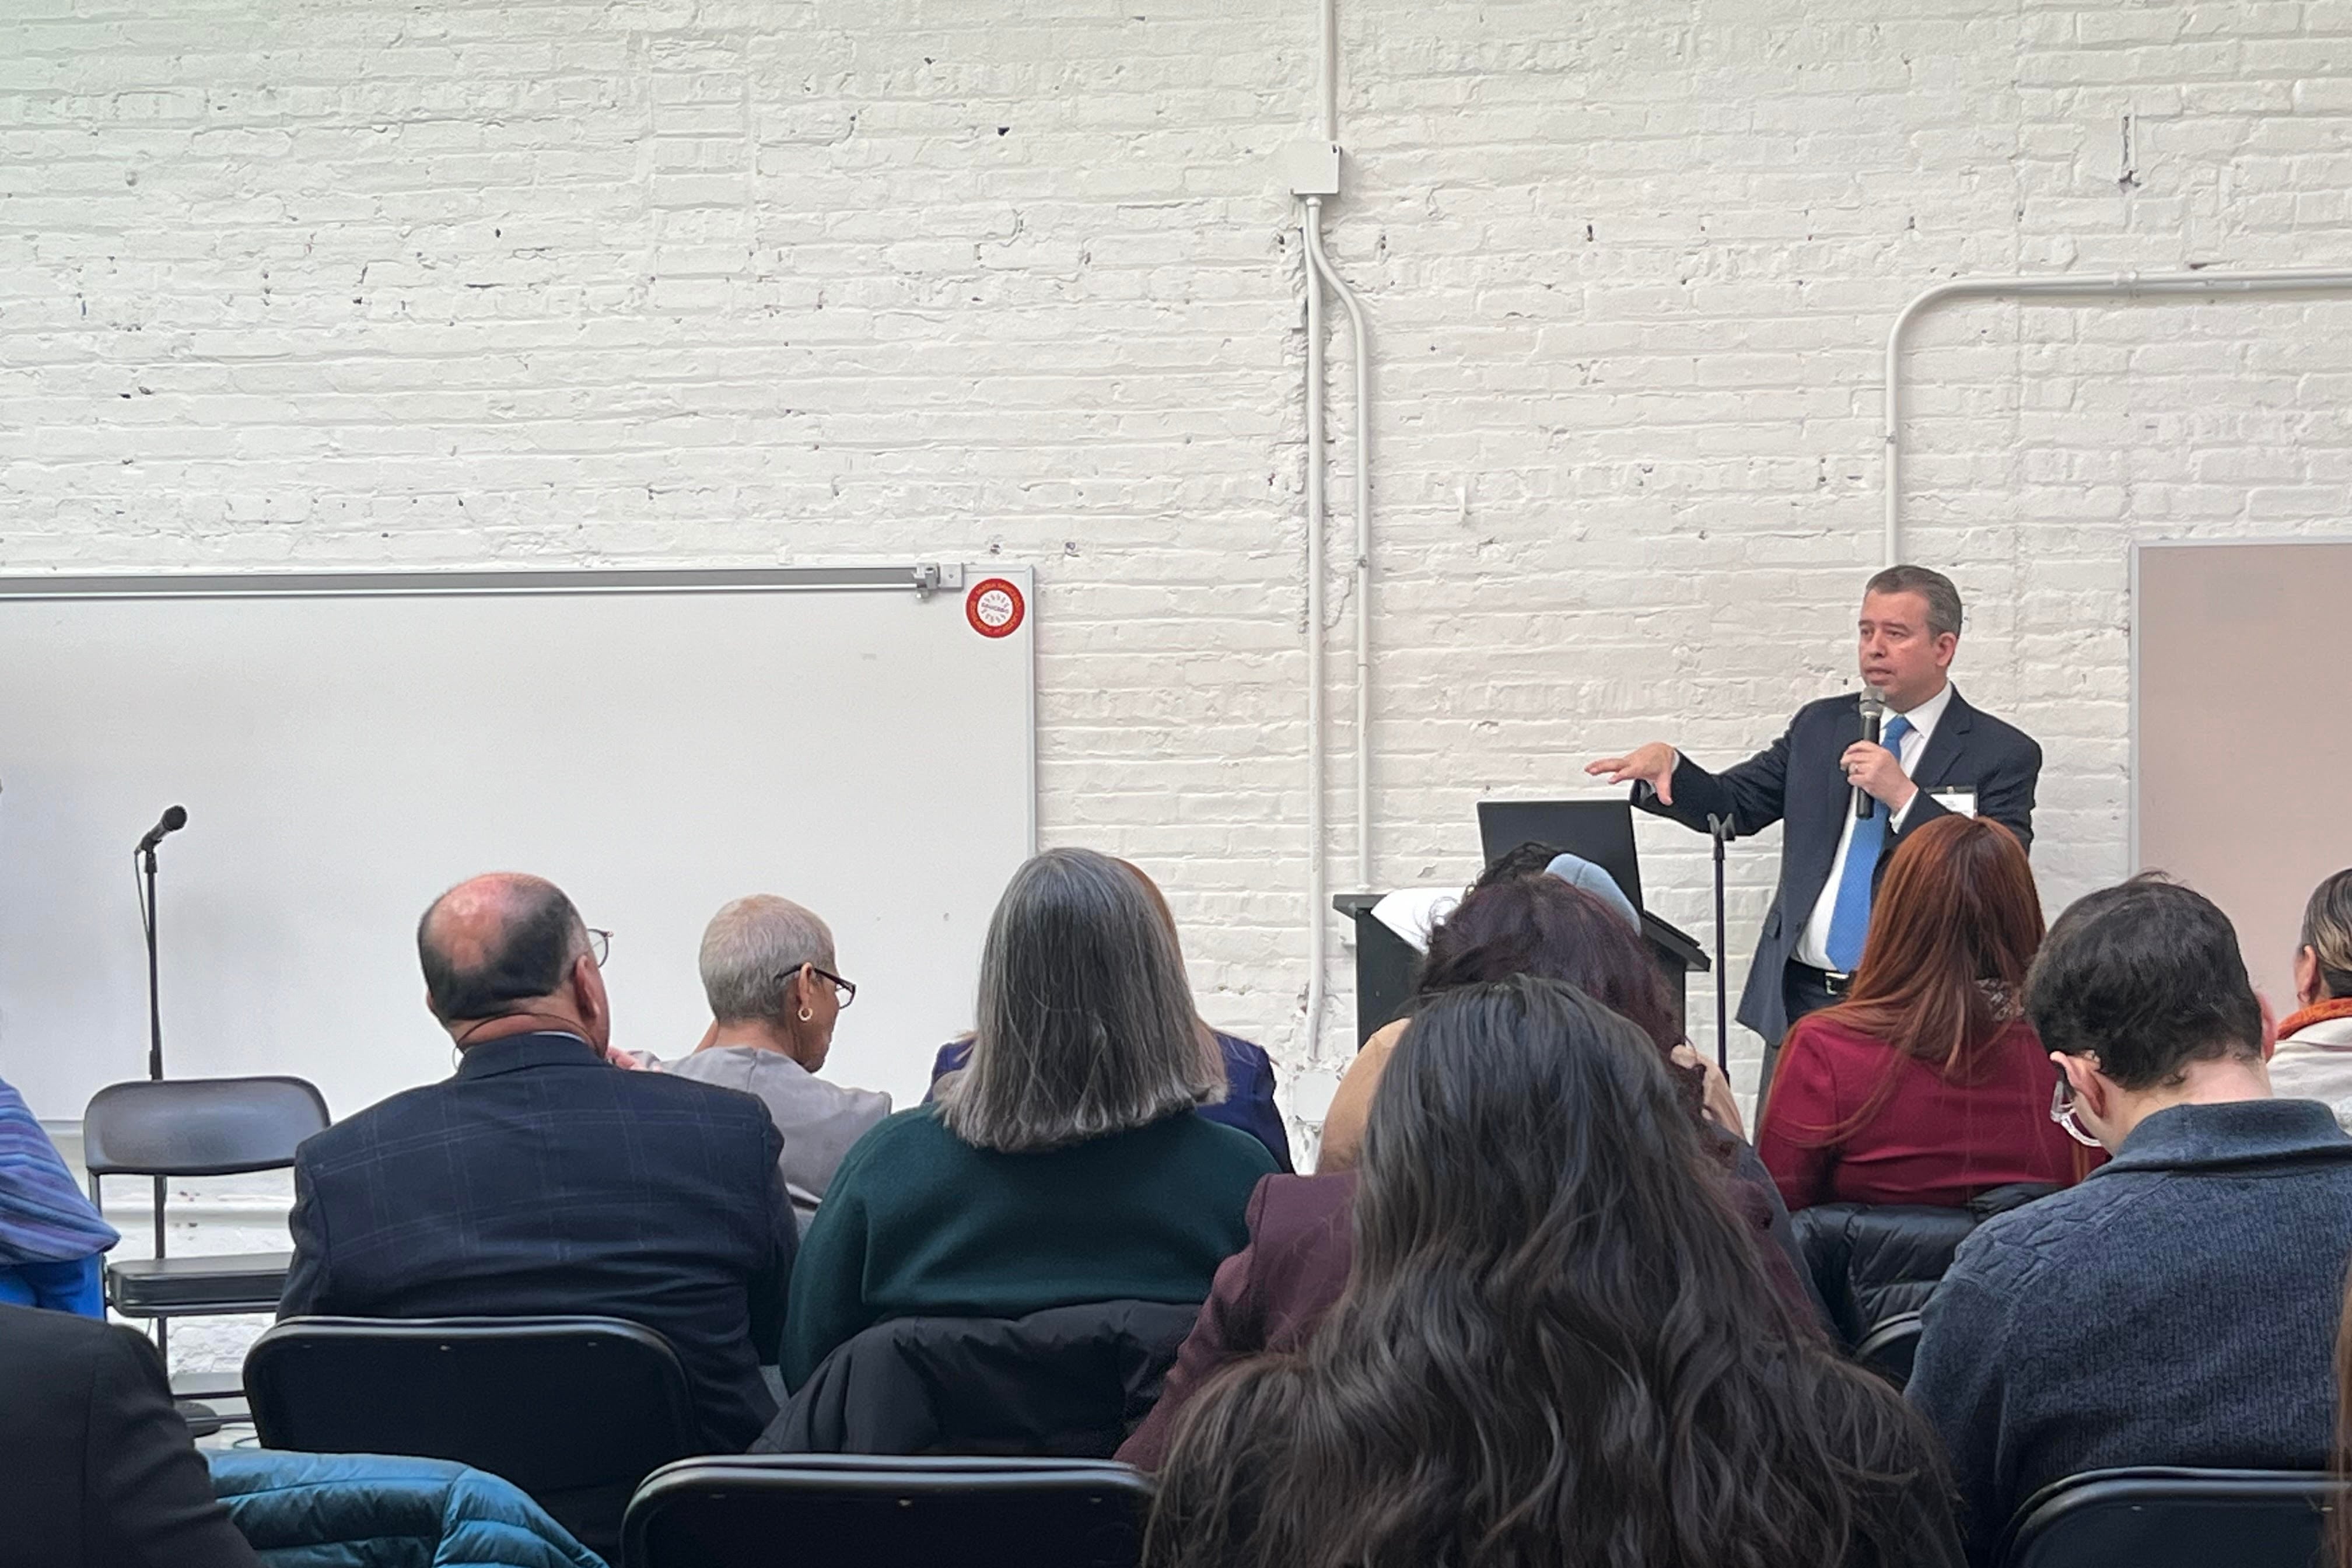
[0,566,1035,1122]
[2134,540,2352,1010]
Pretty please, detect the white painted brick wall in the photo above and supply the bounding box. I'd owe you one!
[12,0,2352,1369]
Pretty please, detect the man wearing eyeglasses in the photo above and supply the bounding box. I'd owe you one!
[1908,877,2352,1564]
[666,895,893,1232]
[280,872,799,1472]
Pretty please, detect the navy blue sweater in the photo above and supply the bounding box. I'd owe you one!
[1908,1097,2352,1563]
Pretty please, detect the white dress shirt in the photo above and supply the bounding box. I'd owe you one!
[1794,680,1955,971]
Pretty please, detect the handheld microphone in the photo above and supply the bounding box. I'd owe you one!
[1854,691,1885,821]
[135,804,188,855]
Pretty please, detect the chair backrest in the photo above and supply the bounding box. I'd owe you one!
[82,1076,330,1178]
[1790,1202,1980,1347]
[1852,1309,1923,1390]
[1999,1468,2348,1568]
[245,1314,700,1559]
[761,1300,1200,1457]
[625,1455,1153,1568]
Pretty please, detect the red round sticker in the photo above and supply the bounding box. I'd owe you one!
[965,577,1025,638]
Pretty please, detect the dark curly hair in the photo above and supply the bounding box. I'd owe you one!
[1145,977,1950,1568]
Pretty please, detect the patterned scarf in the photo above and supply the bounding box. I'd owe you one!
[0,1075,119,1265]
[2276,995,2352,1044]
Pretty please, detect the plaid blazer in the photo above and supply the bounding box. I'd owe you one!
[282,1032,795,1452]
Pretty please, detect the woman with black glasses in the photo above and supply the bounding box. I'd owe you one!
[666,894,892,1233]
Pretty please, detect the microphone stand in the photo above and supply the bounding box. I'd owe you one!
[142,842,163,1084]
[135,840,171,1377]
[1707,814,1733,1076]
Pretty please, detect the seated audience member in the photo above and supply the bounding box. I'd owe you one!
[783,848,1277,1390]
[665,895,891,1230]
[930,857,1292,1171]
[1143,977,1961,1568]
[0,1300,262,1567]
[281,873,797,1452]
[0,1073,118,1317]
[1909,876,2352,1563]
[2266,867,2352,1129]
[1122,873,1816,1471]
[1757,815,2095,1210]
[1320,850,1742,1163]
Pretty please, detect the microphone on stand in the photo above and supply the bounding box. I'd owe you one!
[1854,691,1885,821]
[136,804,188,855]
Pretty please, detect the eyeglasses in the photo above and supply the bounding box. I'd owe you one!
[2049,1068,2104,1150]
[775,963,855,1009]
[585,929,611,968]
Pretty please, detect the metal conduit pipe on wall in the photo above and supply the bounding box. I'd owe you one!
[1294,0,1375,1077]
[1882,267,2352,565]
[1300,200,1331,1077]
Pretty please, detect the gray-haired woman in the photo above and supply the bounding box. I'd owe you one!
[778,848,1278,1390]
[666,895,892,1231]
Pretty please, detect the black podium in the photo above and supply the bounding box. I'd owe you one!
[1332,892,1709,1047]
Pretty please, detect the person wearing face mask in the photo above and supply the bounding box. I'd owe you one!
[1587,565,2042,1094]
[280,872,797,1454]
[1908,876,2352,1564]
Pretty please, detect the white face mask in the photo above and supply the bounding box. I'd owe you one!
[2050,1070,2105,1149]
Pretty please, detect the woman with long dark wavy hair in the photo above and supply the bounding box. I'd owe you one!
[1144,976,1961,1568]
[1114,871,1818,1472]
[1757,813,2098,1210]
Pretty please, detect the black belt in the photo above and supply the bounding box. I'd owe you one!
[1787,961,1853,998]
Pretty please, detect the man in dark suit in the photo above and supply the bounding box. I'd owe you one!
[281,872,797,1451]
[1587,566,2041,1086]
[0,1300,262,1568]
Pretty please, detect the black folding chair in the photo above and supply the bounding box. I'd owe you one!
[246,1315,701,1562]
[82,1075,330,1395]
[1998,1467,2350,1568]
[1852,1309,1924,1390]
[624,1455,1153,1568]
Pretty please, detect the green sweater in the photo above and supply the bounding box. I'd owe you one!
[782,1104,1278,1389]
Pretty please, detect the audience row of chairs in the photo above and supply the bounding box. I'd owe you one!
[228,1310,2352,1568]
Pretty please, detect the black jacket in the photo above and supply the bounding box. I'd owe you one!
[0,1301,261,1568]
[756,1300,1199,1458]
[282,1031,797,1452]
[1637,686,2040,1042]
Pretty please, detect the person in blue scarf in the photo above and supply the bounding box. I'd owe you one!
[0,1074,118,1315]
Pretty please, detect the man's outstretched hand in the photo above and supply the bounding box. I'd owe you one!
[1586,741,1679,804]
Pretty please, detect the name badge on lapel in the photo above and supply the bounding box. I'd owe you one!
[1928,787,1978,818]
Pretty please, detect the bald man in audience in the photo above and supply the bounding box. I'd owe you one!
[280,873,797,1451]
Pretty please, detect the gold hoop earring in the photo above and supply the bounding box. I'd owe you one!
[798,1006,814,1023]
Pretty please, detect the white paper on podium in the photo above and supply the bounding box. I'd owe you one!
[1368,887,1461,954]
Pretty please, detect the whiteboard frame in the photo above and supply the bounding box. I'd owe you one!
[0,562,1037,850]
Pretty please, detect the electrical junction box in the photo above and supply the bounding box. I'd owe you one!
[1278,140,1342,198]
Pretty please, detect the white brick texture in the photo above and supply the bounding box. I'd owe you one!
[11,4,2352,1359]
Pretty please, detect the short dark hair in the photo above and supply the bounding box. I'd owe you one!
[2024,875,2261,1090]
[418,881,585,1022]
[1864,564,1963,640]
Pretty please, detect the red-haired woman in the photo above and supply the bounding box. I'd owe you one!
[1757,814,2098,1210]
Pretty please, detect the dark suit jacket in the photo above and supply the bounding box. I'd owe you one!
[0,1301,262,1568]
[1637,685,2041,1043]
[282,1031,797,1452]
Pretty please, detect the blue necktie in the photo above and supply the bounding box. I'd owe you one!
[1825,713,1913,972]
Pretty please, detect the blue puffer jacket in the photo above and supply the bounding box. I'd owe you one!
[210,1451,608,1568]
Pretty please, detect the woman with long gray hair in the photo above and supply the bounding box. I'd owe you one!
[1144,976,1961,1568]
[778,848,1278,1390]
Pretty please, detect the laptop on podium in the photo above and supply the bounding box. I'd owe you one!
[1475,799,1644,912]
